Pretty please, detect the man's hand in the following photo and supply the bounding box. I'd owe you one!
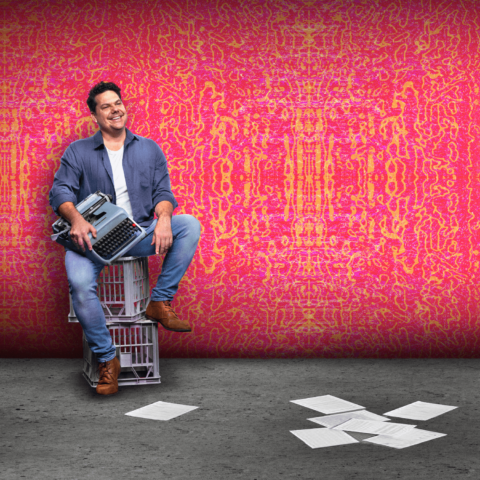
[58,201,97,252]
[70,217,97,251]
[152,200,174,255]
[152,216,173,255]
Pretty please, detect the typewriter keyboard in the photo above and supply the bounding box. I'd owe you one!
[93,219,142,258]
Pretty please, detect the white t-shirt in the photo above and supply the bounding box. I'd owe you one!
[106,146,134,218]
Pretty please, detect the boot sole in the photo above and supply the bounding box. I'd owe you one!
[95,385,119,395]
[145,314,192,332]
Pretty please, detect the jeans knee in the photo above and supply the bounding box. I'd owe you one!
[67,264,98,302]
[68,276,96,301]
[191,216,201,241]
[65,251,101,296]
[178,214,201,242]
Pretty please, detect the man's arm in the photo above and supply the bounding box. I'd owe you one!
[152,200,174,255]
[49,144,82,216]
[58,202,97,252]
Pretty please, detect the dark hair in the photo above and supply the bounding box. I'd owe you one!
[87,81,122,113]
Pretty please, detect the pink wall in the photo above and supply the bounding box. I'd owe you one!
[2,0,480,358]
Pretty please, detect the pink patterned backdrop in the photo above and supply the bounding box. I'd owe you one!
[2,0,480,358]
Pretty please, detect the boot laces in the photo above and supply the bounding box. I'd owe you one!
[163,301,174,312]
[98,361,113,381]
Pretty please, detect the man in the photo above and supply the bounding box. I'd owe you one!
[49,81,200,395]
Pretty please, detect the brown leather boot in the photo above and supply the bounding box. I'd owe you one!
[145,300,191,332]
[96,357,121,395]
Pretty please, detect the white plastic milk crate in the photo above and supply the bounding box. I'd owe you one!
[83,320,160,387]
[69,256,150,323]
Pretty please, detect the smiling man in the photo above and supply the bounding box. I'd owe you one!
[49,81,200,395]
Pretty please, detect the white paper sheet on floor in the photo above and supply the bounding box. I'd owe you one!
[383,401,458,421]
[363,428,446,449]
[308,410,390,428]
[125,401,199,421]
[333,418,416,436]
[290,395,364,414]
[290,428,358,448]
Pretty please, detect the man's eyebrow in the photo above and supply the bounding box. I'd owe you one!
[100,99,122,107]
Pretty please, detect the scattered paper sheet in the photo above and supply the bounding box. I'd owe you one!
[125,401,198,421]
[290,395,364,414]
[384,401,458,421]
[333,419,416,437]
[364,428,446,449]
[290,428,358,449]
[308,410,390,428]
[348,432,379,442]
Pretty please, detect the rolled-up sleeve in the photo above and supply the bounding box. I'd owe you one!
[152,148,178,210]
[49,145,81,215]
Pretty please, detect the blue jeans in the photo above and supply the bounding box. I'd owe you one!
[65,214,201,362]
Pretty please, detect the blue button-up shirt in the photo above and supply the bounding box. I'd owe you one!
[49,129,178,227]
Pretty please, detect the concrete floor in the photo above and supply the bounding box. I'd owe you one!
[0,358,478,480]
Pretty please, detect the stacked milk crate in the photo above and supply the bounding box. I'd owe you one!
[68,257,160,387]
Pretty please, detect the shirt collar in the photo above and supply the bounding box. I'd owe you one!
[93,128,138,150]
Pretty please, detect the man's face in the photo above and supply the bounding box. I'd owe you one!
[91,90,127,133]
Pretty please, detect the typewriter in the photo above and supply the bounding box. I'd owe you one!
[51,191,147,265]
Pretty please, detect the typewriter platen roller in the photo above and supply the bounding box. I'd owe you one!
[51,191,147,265]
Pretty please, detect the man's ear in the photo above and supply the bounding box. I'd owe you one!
[90,112,98,123]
